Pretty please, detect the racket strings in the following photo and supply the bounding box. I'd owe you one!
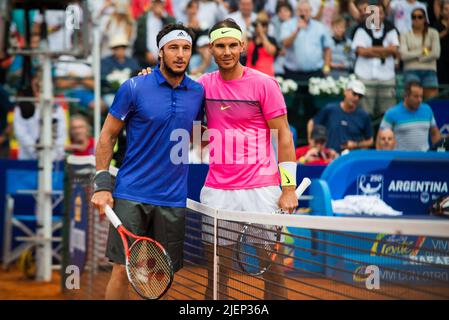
[237,224,284,275]
[128,240,172,299]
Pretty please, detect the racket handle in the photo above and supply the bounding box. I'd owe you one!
[295,177,311,199]
[105,205,123,229]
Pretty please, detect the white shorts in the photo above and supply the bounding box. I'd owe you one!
[200,186,281,246]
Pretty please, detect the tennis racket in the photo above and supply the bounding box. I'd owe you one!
[236,178,312,276]
[104,205,174,299]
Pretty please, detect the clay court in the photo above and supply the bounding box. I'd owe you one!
[3,263,447,300]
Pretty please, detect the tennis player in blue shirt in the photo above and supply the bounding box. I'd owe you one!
[91,23,204,300]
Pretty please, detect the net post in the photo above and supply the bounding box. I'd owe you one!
[213,209,218,300]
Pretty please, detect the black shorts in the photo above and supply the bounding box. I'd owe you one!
[105,198,186,272]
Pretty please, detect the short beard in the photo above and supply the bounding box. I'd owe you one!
[162,55,188,77]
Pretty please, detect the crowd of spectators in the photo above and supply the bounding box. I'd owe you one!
[0,0,447,164]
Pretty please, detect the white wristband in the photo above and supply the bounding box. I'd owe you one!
[279,161,297,186]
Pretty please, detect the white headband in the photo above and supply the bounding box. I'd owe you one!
[158,30,193,50]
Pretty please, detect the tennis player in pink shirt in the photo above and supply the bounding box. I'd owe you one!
[197,19,298,300]
[139,19,298,299]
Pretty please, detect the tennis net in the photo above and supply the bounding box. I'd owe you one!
[63,157,449,300]
[166,199,449,300]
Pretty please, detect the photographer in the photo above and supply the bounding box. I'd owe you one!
[246,12,279,76]
[296,125,338,165]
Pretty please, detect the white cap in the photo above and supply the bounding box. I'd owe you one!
[346,79,366,96]
[109,34,129,49]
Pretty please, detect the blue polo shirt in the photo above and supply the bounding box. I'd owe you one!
[280,18,332,72]
[313,102,373,153]
[109,66,205,207]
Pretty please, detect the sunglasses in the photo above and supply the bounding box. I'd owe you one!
[412,15,424,20]
[351,90,363,98]
[254,22,268,27]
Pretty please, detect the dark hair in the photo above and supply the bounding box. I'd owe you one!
[156,23,195,49]
[276,1,293,15]
[186,0,199,10]
[355,0,369,6]
[339,0,350,14]
[376,0,387,13]
[208,18,242,37]
[404,81,423,95]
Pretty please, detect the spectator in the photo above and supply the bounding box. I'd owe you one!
[400,7,440,99]
[246,12,279,76]
[296,124,338,164]
[13,77,66,161]
[434,0,449,85]
[281,0,332,79]
[272,2,294,41]
[101,33,141,96]
[182,0,228,32]
[426,0,442,26]
[352,1,399,118]
[379,81,441,151]
[376,127,396,149]
[66,114,95,156]
[432,0,443,22]
[281,0,332,129]
[0,85,13,158]
[133,0,176,67]
[340,0,366,33]
[330,16,354,79]
[183,0,204,37]
[130,0,175,20]
[310,0,340,28]
[272,1,294,76]
[348,0,370,38]
[172,0,190,21]
[54,55,106,113]
[388,0,428,34]
[7,32,41,89]
[227,0,258,36]
[189,35,218,75]
[307,79,374,153]
[100,0,136,58]
[264,0,297,17]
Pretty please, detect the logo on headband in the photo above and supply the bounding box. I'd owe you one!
[221,30,231,34]
[177,32,186,37]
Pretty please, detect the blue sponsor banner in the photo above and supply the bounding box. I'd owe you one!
[324,231,449,285]
[69,184,88,272]
[321,150,449,215]
[429,99,449,137]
